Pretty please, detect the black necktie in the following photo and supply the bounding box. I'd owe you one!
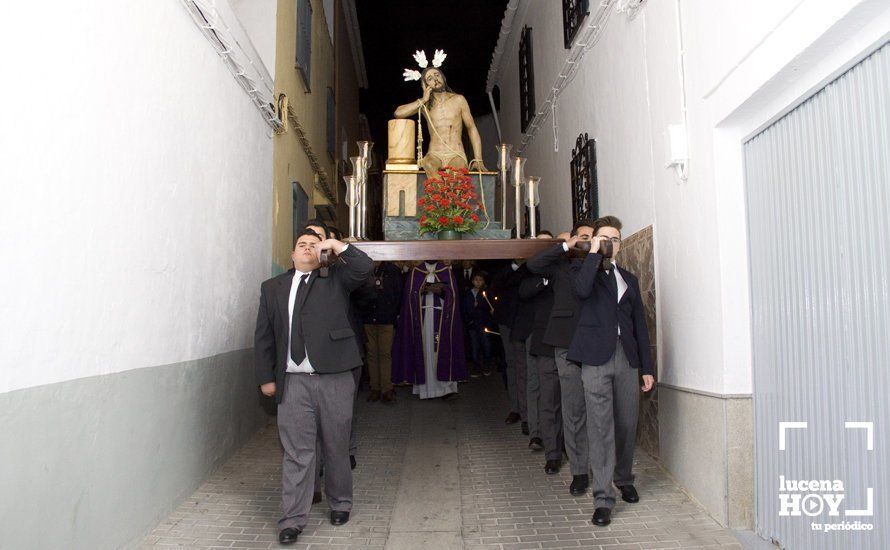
[290,273,310,364]
[606,269,618,298]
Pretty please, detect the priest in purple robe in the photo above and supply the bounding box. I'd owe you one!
[392,261,468,398]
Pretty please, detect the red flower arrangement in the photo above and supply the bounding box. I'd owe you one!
[417,166,483,235]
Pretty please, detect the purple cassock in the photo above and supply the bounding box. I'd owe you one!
[391,262,468,386]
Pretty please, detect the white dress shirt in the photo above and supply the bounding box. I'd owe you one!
[607,264,628,303]
[285,244,349,374]
[286,269,315,373]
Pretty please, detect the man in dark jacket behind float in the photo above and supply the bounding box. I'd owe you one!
[490,260,530,429]
[358,261,403,403]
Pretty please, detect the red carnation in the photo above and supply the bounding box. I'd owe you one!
[418,198,426,206]
[425,204,435,212]
[420,215,427,223]
[470,214,479,222]
[453,215,464,225]
[438,216,449,225]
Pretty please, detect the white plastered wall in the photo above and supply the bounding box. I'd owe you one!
[0,0,274,394]
[494,0,890,396]
[231,0,278,79]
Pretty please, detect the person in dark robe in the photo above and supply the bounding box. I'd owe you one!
[391,260,467,399]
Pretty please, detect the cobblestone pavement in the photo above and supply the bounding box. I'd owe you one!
[140,376,744,549]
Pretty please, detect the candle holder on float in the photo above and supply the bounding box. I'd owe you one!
[511,156,526,239]
[495,143,512,227]
[525,175,541,238]
[357,141,373,239]
[344,174,359,241]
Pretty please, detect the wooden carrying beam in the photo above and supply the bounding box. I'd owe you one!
[350,239,562,261]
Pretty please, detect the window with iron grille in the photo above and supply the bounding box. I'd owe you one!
[518,26,535,133]
[295,0,312,90]
[562,0,589,48]
[570,133,598,222]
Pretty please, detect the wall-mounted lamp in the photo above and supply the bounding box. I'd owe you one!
[666,123,689,182]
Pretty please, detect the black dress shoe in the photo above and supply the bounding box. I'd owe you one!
[544,459,561,474]
[521,421,529,435]
[569,474,589,496]
[504,412,520,424]
[330,510,350,526]
[617,484,639,503]
[350,455,357,470]
[278,527,301,544]
[592,507,611,526]
[528,437,543,451]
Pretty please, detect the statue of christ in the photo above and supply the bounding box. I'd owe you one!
[394,66,488,178]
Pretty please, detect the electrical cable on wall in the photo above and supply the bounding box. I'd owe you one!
[181,0,282,132]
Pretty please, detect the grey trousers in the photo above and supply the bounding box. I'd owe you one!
[528,346,564,460]
[499,324,528,420]
[278,371,356,530]
[581,345,640,509]
[524,337,540,438]
[314,366,361,494]
[555,348,589,475]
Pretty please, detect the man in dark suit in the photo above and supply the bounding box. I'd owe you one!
[489,260,528,427]
[358,261,403,403]
[526,221,594,496]
[455,259,478,296]
[566,216,655,527]
[254,229,373,544]
[519,230,565,473]
[511,263,538,442]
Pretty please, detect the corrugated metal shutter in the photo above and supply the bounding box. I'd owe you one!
[744,42,889,549]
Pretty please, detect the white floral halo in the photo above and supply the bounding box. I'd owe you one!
[402,49,447,82]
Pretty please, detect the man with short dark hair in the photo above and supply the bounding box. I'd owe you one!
[527,221,594,495]
[303,219,329,240]
[254,229,372,544]
[566,216,655,527]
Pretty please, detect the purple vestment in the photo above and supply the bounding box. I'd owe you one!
[391,263,467,385]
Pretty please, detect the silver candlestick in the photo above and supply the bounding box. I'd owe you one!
[357,141,373,239]
[495,143,512,226]
[511,156,526,239]
[525,175,541,238]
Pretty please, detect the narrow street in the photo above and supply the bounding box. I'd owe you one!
[141,377,743,549]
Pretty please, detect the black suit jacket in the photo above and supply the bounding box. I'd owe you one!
[489,263,524,326]
[566,252,654,376]
[254,245,374,403]
[519,275,555,357]
[508,265,535,342]
[455,266,481,302]
[527,243,581,349]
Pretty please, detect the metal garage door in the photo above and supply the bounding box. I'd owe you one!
[744,42,889,549]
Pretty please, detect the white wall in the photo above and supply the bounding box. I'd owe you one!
[493,0,890,395]
[0,0,273,394]
[231,0,278,78]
